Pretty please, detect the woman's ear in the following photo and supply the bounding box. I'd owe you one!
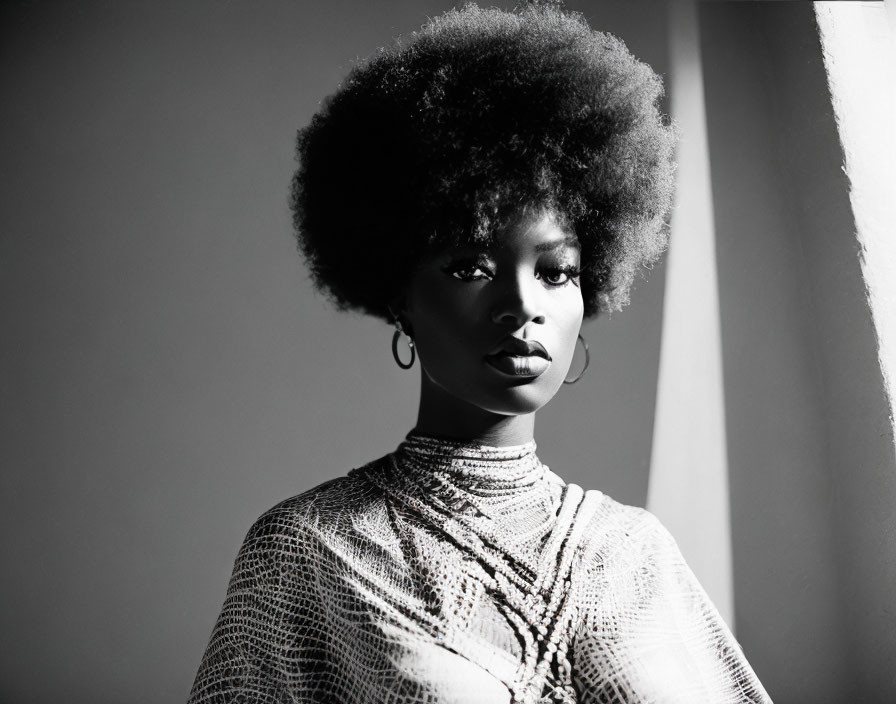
[387,296,414,338]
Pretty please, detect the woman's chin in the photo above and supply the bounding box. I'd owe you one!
[474,378,563,416]
[423,366,565,418]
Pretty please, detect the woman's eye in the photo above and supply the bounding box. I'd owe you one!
[442,262,493,281]
[540,266,581,287]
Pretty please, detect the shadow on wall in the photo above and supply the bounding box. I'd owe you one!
[701,2,896,702]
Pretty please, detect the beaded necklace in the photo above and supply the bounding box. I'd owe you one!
[363,431,597,703]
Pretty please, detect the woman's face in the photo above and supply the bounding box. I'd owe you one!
[403,210,585,417]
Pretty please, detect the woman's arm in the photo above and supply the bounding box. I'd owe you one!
[572,510,772,703]
[188,506,325,703]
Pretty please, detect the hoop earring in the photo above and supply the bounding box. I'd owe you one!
[563,334,590,384]
[392,329,416,370]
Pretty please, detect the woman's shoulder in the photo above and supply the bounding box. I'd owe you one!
[582,488,661,528]
[579,489,677,561]
[240,457,391,553]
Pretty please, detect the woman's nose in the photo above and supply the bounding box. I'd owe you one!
[490,274,546,328]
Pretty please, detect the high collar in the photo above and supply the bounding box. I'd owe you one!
[394,430,544,492]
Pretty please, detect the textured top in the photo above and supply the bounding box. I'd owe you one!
[189,433,772,703]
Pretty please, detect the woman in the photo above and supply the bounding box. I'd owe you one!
[189,4,771,702]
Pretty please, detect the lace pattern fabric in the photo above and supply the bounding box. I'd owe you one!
[189,433,772,703]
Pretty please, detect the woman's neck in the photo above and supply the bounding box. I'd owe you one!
[414,375,535,447]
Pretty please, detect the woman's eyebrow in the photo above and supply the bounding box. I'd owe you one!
[442,247,490,259]
[534,236,580,253]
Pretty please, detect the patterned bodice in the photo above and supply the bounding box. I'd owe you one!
[189,433,772,703]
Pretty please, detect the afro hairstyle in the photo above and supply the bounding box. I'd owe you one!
[290,2,675,322]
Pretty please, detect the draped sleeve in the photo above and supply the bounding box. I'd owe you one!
[571,506,772,703]
[188,500,329,704]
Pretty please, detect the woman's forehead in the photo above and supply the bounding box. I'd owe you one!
[430,209,579,253]
[487,212,579,251]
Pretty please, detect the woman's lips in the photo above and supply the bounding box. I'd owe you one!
[484,336,552,377]
[484,352,551,377]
